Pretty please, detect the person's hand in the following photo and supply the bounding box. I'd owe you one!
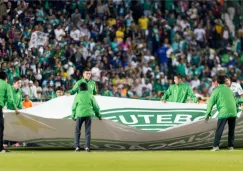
[66,92,71,96]
[162,100,166,103]
[15,109,20,115]
[205,117,209,123]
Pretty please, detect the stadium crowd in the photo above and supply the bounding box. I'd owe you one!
[0,0,243,102]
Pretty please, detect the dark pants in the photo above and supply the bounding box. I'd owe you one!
[0,107,3,151]
[214,117,236,147]
[74,116,91,149]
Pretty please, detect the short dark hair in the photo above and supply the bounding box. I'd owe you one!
[83,67,91,73]
[80,82,88,91]
[0,71,8,80]
[13,76,22,83]
[174,74,182,79]
[217,75,226,84]
[56,86,63,91]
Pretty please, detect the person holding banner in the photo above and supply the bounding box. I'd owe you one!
[7,77,23,110]
[71,82,102,152]
[0,71,19,153]
[69,68,97,95]
[205,75,240,151]
[161,74,198,103]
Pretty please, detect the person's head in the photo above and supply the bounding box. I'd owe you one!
[83,68,91,80]
[29,80,33,86]
[0,71,8,82]
[13,77,22,89]
[174,74,182,84]
[24,95,30,101]
[225,77,231,87]
[217,75,226,85]
[56,86,64,96]
[79,82,88,91]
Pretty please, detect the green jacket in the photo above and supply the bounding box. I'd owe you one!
[0,80,16,109]
[7,86,23,110]
[69,78,97,95]
[71,91,101,119]
[206,85,238,119]
[161,83,197,103]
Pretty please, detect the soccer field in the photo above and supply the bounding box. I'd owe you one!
[0,150,243,171]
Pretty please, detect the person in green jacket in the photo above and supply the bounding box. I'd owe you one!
[71,82,102,152]
[205,75,238,151]
[0,71,19,153]
[51,86,64,99]
[161,74,198,103]
[69,68,97,95]
[7,77,23,110]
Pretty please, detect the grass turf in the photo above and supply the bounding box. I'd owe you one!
[0,150,243,171]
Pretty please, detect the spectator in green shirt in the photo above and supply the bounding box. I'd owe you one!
[101,86,113,97]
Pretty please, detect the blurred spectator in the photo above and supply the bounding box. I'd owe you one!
[22,95,33,108]
[0,0,242,102]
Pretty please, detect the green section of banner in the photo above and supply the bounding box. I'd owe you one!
[65,108,217,132]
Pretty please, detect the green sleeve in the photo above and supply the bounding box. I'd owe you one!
[69,80,80,95]
[187,86,198,103]
[91,95,101,118]
[71,95,78,119]
[7,85,16,109]
[161,86,172,101]
[93,82,97,95]
[236,97,243,104]
[18,90,23,109]
[206,91,217,118]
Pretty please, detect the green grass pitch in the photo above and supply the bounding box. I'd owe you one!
[0,150,243,171]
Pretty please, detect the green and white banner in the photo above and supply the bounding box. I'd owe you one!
[3,96,243,150]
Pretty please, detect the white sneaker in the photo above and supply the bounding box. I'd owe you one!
[75,147,80,152]
[228,147,234,151]
[85,147,90,152]
[211,147,219,151]
[0,149,10,153]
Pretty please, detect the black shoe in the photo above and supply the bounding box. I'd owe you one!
[85,147,90,152]
[75,147,80,152]
[0,149,10,153]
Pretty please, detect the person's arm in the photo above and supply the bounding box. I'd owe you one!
[6,85,19,114]
[205,91,217,118]
[236,83,243,97]
[236,98,243,104]
[71,95,79,119]
[187,86,198,103]
[69,80,80,95]
[34,87,38,99]
[161,86,172,102]
[93,82,97,95]
[18,90,23,109]
[91,95,101,119]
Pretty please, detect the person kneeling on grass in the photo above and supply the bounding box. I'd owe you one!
[71,82,102,152]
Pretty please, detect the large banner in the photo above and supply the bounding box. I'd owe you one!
[3,96,243,150]
[29,31,48,49]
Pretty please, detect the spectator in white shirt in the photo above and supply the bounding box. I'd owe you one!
[29,80,38,99]
[194,24,206,48]
[225,77,243,98]
[70,26,81,42]
[54,25,66,41]
[22,80,30,97]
